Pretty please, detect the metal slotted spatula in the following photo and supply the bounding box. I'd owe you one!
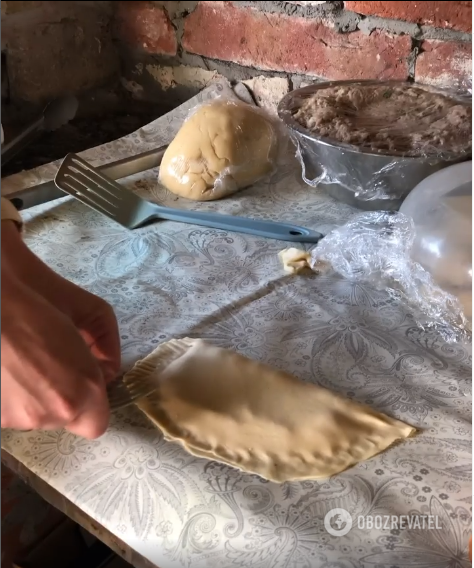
[54,153,323,243]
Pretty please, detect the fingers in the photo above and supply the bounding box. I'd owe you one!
[2,237,120,438]
[1,368,110,437]
[66,378,110,439]
[78,299,122,384]
[42,277,122,383]
[2,366,110,438]
[1,276,112,438]
[4,242,122,383]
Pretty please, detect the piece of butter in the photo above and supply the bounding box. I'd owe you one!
[278,247,312,274]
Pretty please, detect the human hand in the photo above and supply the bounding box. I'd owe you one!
[1,221,121,438]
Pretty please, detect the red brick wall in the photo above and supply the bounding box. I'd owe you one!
[345,1,471,32]
[115,0,472,103]
[2,2,471,106]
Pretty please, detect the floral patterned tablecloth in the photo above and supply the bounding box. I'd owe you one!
[2,81,472,568]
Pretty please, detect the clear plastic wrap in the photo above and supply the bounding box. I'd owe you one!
[278,81,472,207]
[159,97,289,201]
[309,211,471,343]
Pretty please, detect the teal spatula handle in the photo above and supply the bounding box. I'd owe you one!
[151,205,323,243]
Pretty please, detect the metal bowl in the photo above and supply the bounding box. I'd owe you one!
[278,80,471,211]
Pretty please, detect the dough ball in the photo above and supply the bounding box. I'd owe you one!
[159,100,278,201]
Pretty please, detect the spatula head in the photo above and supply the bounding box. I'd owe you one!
[55,153,154,229]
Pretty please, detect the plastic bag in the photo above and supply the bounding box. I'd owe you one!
[399,161,472,323]
[159,98,289,201]
[278,81,472,204]
[309,211,471,343]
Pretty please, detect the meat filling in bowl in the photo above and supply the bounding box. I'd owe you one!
[293,84,472,156]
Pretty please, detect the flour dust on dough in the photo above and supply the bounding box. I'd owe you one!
[126,338,415,483]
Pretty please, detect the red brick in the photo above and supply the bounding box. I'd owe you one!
[345,1,472,33]
[115,1,177,55]
[183,2,411,80]
[416,40,472,90]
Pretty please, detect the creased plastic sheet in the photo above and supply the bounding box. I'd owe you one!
[310,211,471,344]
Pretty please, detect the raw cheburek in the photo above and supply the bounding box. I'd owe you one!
[126,338,416,483]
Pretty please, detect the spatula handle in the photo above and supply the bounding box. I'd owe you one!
[152,206,323,243]
[1,116,44,165]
